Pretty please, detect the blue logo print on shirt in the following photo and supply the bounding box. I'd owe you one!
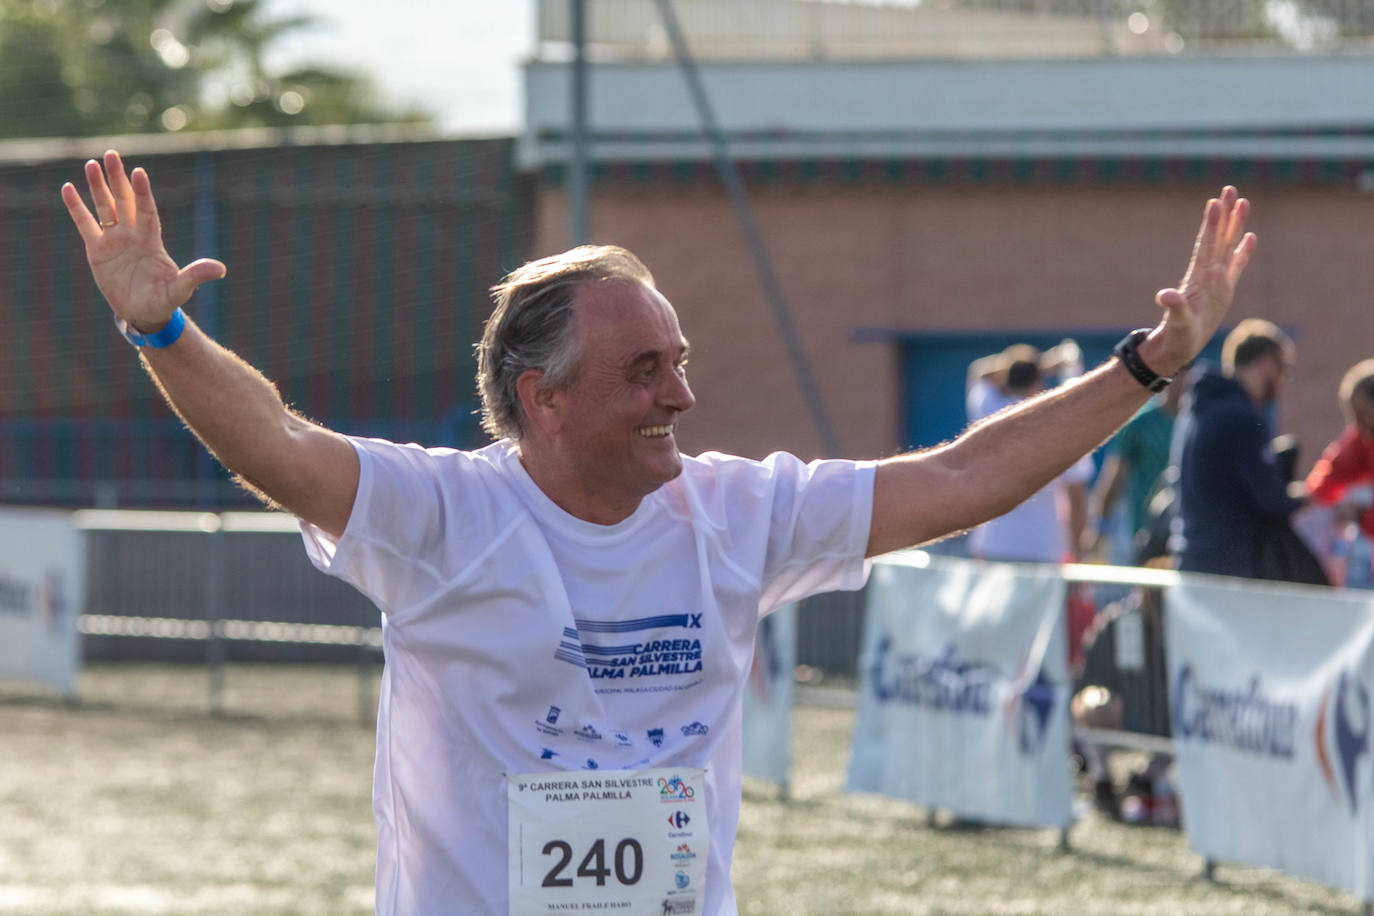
[555,615,705,680]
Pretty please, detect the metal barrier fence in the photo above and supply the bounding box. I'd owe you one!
[73,509,1174,755]
[0,134,526,512]
[75,510,382,721]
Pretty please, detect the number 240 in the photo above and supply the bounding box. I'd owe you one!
[541,838,644,888]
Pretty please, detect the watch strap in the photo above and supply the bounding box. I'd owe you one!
[1113,328,1171,393]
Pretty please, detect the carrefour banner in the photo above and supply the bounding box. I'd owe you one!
[846,554,1073,828]
[0,508,84,694]
[1168,578,1374,898]
[742,603,797,789]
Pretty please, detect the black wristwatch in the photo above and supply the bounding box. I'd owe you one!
[1113,328,1171,393]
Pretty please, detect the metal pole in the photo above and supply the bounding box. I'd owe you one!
[569,0,591,245]
[193,153,220,507]
[652,0,842,456]
[203,514,227,716]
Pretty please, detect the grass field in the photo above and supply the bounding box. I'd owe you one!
[0,664,1362,915]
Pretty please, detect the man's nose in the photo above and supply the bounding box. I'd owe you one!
[662,369,695,412]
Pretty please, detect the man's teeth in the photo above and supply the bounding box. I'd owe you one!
[637,425,673,437]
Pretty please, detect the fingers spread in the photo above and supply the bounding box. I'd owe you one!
[60,181,101,242]
[1225,197,1250,251]
[172,258,228,302]
[1191,197,1221,268]
[130,167,162,236]
[103,150,135,221]
[1227,232,1258,287]
[183,258,228,284]
[83,159,118,228]
[1155,288,1185,312]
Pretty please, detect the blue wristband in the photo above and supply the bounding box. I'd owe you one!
[114,308,186,349]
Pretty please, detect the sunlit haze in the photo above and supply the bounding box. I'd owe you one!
[263,0,533,135]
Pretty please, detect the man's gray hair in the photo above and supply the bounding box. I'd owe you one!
[476,244,655,441]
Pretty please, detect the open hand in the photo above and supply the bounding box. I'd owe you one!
[61,150,225,333]
[1149,186,1258,374]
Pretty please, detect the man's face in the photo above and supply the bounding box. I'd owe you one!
[549,280,695,507]
[1258,349,1293,407]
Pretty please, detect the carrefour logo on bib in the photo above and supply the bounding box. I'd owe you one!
[1316,669,1370,815]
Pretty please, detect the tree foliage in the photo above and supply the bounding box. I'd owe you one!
[0,0,430,140]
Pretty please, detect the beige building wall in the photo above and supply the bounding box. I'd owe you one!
[535,180,1372,474]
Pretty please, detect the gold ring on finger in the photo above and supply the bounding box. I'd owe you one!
[100,219,118,228]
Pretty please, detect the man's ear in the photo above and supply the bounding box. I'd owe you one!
[516,369,560,433]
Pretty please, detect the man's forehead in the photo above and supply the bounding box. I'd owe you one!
[574,281,688,349]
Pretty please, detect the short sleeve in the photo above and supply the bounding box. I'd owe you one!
[754,453,877,614]
[299,437,472,615]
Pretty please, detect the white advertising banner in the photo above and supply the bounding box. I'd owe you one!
[1167,577,1374,898]
[742,602,797,789]
[846,554,1073,827]
[0,508,84,694]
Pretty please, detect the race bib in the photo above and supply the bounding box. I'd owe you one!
[507,767,708,915]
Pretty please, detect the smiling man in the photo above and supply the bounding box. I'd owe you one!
[63,150,1255,916]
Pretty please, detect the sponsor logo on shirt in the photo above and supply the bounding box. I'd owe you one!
[669,843,696,862]
[556,615,706,681]
[575,724,603,741]
[661,898,695,915]
[667,811,691,829]
[534,705,566,737]
[540,748,558,760]
[680,721,708,737]
[647,728,665,747]
[674,871,691,890]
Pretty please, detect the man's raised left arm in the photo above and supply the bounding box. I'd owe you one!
[866,187,1256,557]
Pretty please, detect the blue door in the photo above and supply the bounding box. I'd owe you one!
[899,331,1122,451]
[898,329,1226,451]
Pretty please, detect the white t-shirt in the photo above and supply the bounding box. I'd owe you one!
[300,438,875,915]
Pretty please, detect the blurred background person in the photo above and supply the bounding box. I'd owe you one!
[965,340,1093,565]
[1302,358,1374,587]
[1171,319,1326,584]
[1081,371,1190,567]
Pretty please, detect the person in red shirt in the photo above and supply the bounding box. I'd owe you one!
[1305,359,1374,547]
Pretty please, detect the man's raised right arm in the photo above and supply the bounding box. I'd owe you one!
[62,150,358,538]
